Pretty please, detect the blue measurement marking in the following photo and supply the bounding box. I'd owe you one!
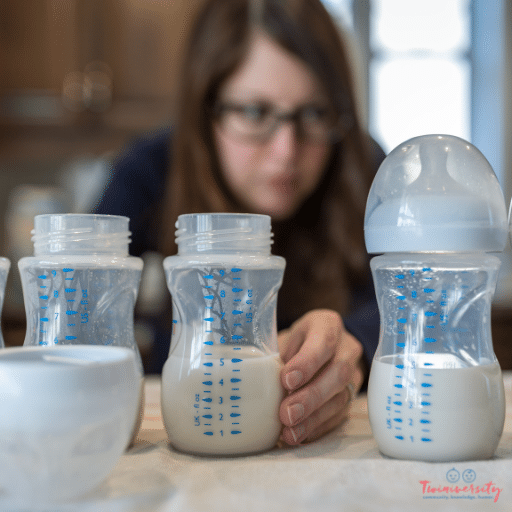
[231,378,241,383]
[40,295,48,300]
[40,285,47,289]
[67,323,75,327]
[205,317,214,322]
[66,310,78,315]
[231,268,242,272]
[395,436,404,440]
[65,288,76,293]
[41,317,49,322]
[204,295,214,300]
[204,362,213,367]
[65,336,77,340]
[203,381,213,386]
[424,337,436,343]
[232,287,243,293]
[232,310,243,315]
[38,275,46,279]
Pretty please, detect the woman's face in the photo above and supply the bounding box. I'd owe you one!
[213,31,333,220]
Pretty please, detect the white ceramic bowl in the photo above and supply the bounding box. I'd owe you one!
[0,345,140,506]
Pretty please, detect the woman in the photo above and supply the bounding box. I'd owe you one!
[94,0,384,446]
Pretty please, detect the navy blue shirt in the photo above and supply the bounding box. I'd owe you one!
[94,128,383,375]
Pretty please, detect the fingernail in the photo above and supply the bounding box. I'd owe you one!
[285,370,303,390]
[290,423,306,443]
[287,403,305,425]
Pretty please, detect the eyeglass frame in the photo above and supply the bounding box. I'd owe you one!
[210,100,352,144]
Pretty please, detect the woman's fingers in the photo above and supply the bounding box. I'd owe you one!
[281,388,353,444]
[279,309,343,392]
[278,309,366,445]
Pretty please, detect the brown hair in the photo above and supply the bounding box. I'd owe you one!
[160,0,376,324]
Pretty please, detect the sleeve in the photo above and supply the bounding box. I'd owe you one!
[93,128,171,256]
[343,135,387,381]
[343,276,380,370]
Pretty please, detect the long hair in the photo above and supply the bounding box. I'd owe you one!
[160,0,376,324]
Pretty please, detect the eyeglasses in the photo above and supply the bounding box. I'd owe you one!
[212,101,349,143]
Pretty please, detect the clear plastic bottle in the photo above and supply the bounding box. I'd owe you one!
[161,213,286,456]
[18,214,144,440]
[0,257,11,349]
[364,134,508,462]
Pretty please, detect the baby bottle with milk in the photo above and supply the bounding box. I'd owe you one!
[161,213,286,456]
[364,134,507,462]
[18,214,145,438]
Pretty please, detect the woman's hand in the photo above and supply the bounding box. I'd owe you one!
[278,309,365,445]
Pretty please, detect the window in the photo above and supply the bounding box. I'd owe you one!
[323,0,507,187]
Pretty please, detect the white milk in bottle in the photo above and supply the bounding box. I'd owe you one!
[162,344,284,455]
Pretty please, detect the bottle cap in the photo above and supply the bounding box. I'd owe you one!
[364,134,508,253]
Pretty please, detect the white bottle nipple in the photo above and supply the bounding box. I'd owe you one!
[364,134,508,253]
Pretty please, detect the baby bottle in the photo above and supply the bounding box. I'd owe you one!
[161,213,286,456]
[0,257,11,349]
[18,214,144,437]
[364,134,508,462]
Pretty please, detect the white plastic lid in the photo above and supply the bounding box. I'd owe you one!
[364,134,508,253]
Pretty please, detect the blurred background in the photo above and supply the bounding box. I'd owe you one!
[1,0,512,366]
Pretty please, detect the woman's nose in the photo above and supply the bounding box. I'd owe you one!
[266,121,299,162]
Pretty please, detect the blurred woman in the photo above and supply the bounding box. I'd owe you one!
[94,0,384,445]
